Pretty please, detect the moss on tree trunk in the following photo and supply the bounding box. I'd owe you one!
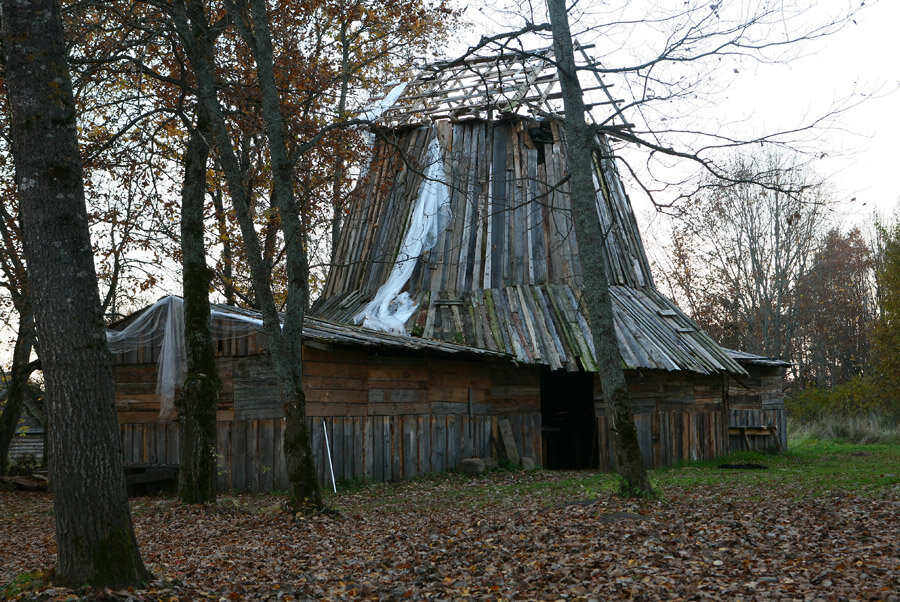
[548,0,655,498]
[177,113,220,504]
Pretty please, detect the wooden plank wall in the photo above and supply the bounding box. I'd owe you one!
[728,409,788,452]
[727,365,788,452]
[594,408,728,470]
[120,413,542,492]
[592,371,730,469]
[118,349,543,492]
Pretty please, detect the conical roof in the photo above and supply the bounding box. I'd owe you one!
[313,52,743,376]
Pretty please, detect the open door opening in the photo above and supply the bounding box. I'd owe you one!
[540,368,599,469]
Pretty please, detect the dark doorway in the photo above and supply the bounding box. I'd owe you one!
[540,368,598,469]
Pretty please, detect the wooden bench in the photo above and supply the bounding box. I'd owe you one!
[728,425,783,452]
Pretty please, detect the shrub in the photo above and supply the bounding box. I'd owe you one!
[786,374,899,422]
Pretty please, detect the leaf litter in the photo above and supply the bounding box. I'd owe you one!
[1,446,899,601]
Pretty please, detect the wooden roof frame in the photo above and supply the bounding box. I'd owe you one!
[369,43,629,129]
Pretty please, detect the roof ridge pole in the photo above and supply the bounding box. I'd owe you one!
[547,0,655,498]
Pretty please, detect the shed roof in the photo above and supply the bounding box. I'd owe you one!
[109,296,510,362]
[724,349,792,368]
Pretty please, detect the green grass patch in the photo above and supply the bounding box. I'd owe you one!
[324,441,900,515]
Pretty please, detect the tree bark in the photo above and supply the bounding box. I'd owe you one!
[0,308,35,475]
[242,0,321,513]
[177,109,220,504]
[171,0,322,511]
[0,0,150,585]
[547,0,654,497]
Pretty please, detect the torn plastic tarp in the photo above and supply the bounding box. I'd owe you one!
[106,296,265,421]
[360,80,408,123]
[355,134,451,334]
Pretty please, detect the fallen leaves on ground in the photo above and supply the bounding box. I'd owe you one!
[2,447,899,600]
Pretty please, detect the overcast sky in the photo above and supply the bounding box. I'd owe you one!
[456,0,899,228]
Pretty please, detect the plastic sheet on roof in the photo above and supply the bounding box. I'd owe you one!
[355,134,451,334]
[106,297,264,420]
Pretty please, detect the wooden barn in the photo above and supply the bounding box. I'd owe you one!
[110,48,787,491]
[313,47,768,471]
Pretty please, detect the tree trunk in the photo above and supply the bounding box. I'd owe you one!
[211,185,237,306]
[547,0,654,497]
[0,308,35,475]
[177,109,220,504]
[243,0,321,513]
[0,0,150,586]
[171,0,322,511]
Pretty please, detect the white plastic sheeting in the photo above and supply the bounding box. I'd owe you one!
[106,296,264,420]
[355,135,451,333]
[360,81,408,123]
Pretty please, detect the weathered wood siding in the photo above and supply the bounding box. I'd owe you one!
[727,365,788,451]
[8,435,44,467]
[590,371,729,469]
[116,347,542,491]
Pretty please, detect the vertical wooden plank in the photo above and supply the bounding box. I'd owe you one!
[330,418,343,483]
[343,418,354,481]
[391,416,402,481]
[383,416,393,482]
[145,427,156,465]
[120,425,130,464]
[448,414,460,470]
[373,416,384,482]
[132,426,143,464]
[232,420,247,492]
[432,416,446,473]
[418,415,430,475]
[403,417,416,479]
[156,425,167,467]
[248,421,261,493]
[652,411,661,468]
[511,415,524,460]
[170,422,180,465]
[260,419,274,492]
[354,418,364,480]
[459,416,470,459]
[364,417,374,480]
[522,414,535,460]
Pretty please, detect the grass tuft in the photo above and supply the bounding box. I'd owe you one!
[788,413,900,445]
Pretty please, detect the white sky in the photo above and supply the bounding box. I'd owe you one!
[456,0,900,227]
